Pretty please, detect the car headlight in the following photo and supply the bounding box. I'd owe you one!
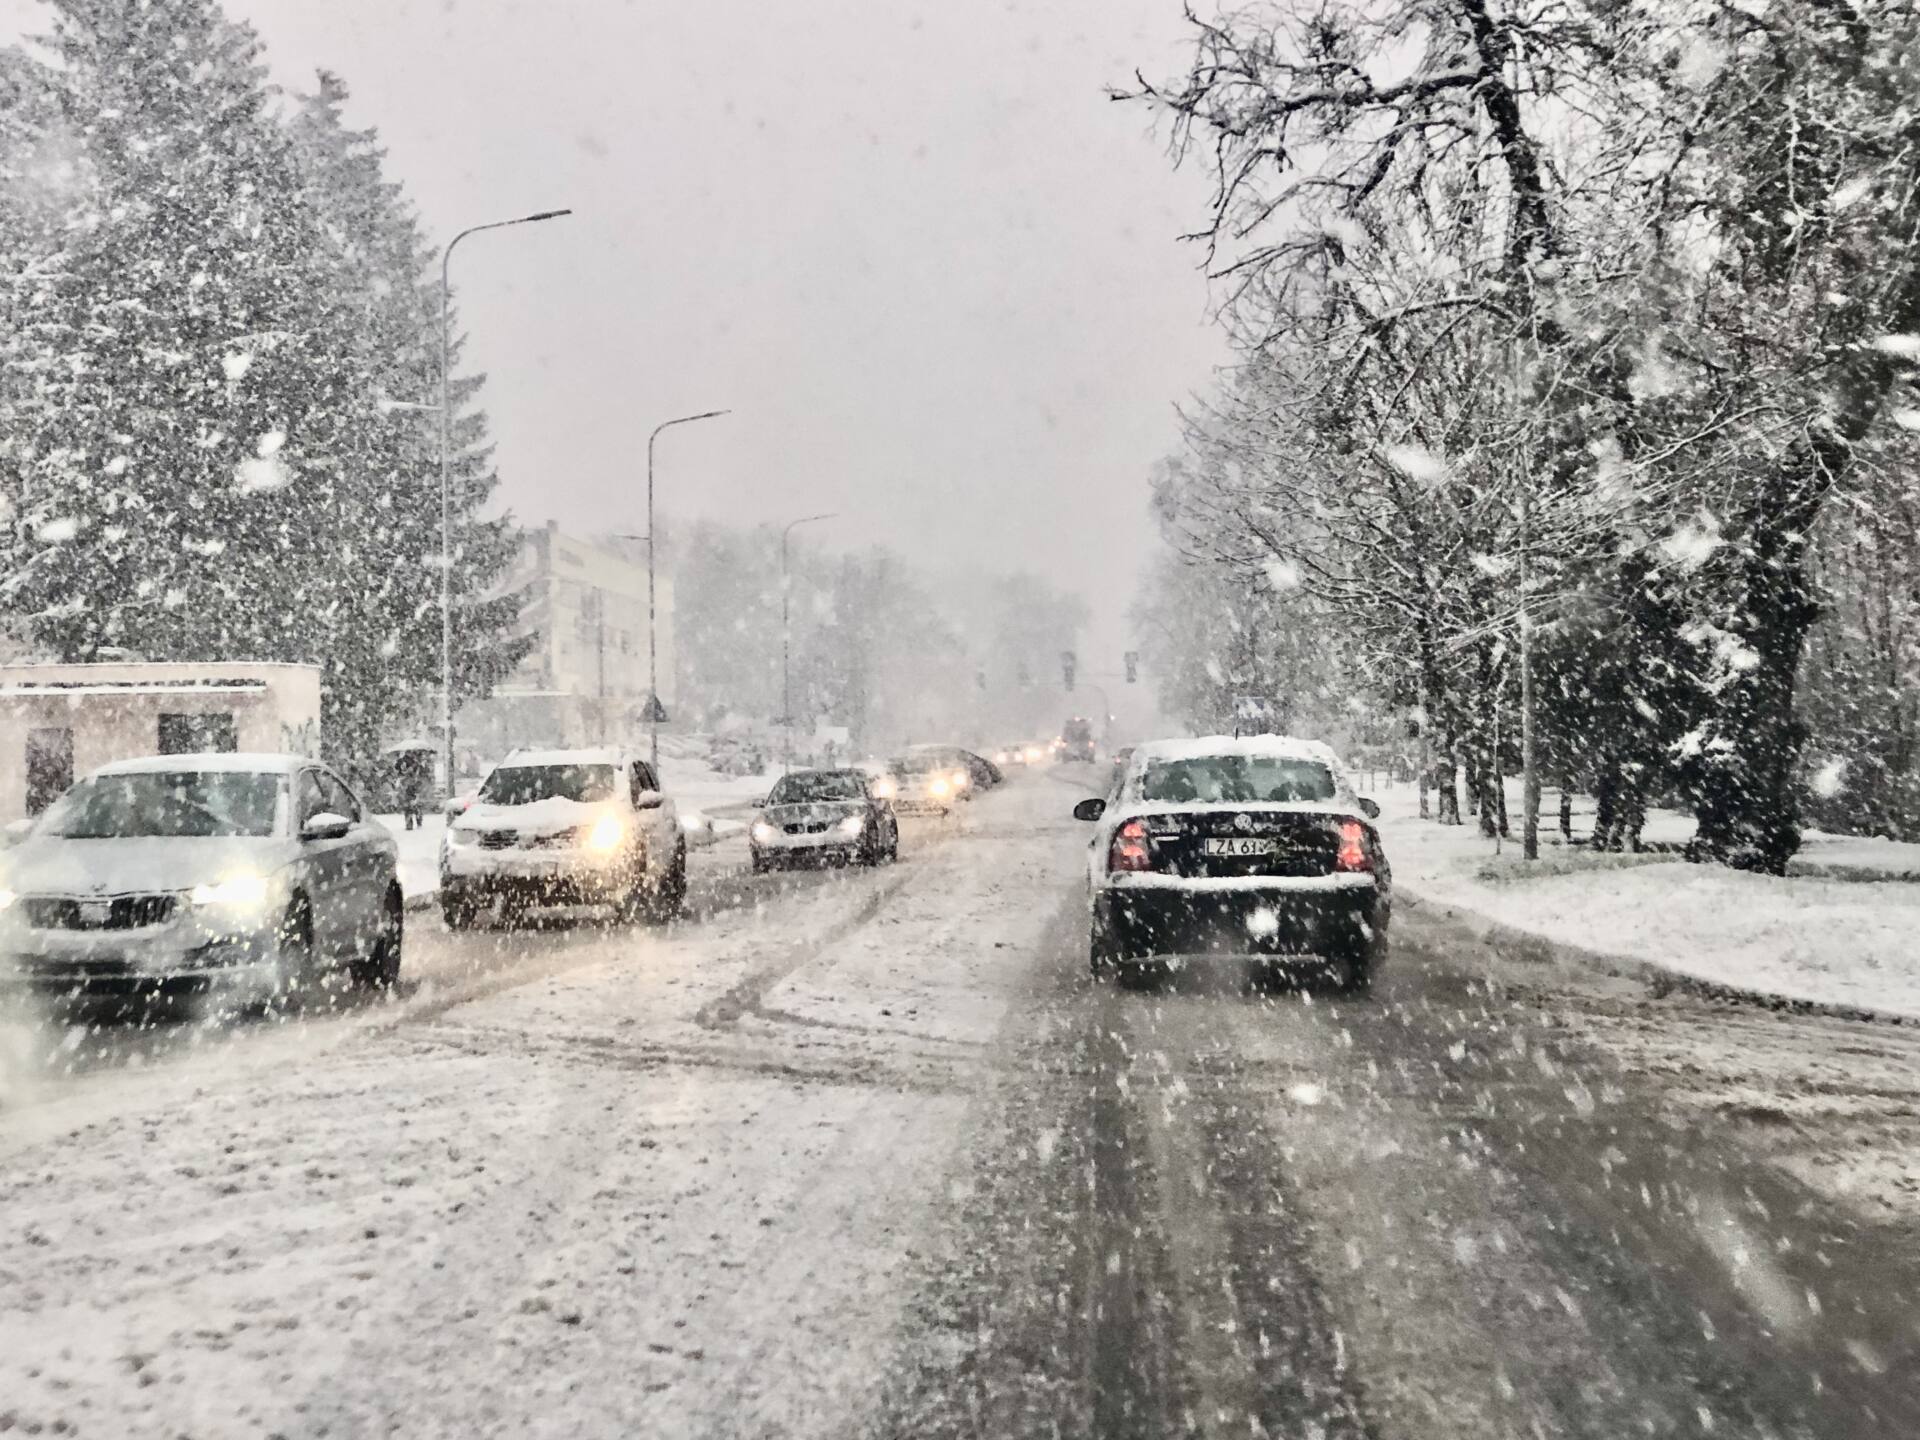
[873,777,897,799]
[928,776,950,797]
[751,819,779,845]
[838,814,865,836]
[952,770,970,789]
[584,815,625,853]
[0,889,15,912]
[191,872,271,908]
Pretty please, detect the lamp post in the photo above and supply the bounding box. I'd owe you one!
[780,513,836,772]
[646,410,730,774]
[438,207,571,796]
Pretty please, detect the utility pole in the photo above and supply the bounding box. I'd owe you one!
[645,410,730,775]
[438,206,571,795]
[780,513,836,773]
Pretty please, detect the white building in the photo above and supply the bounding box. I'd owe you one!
[456,523,676,763]
[0,662,322,819]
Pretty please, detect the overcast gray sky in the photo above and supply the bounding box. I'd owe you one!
[5,0,1226,673]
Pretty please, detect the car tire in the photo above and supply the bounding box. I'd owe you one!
[441,891,481,931]
[1330,939,1378,997]
[273,898,315,1007]
[353,886,403,990]
[638,843,688,923]
[1089,898,1130,979]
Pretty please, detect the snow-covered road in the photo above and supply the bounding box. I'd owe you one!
[3,771,1919,1438]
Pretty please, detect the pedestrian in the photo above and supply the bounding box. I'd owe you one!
[397,749,430,831]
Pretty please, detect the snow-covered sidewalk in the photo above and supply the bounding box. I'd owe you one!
[1371,783,1920,1021]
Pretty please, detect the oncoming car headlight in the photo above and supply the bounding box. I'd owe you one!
[584,815,626,853]
[837,814,864,836]
[927,775,950,797]
[191,872,271,909]
[751,819,779,845]
[872,777,897,799]
[951,769,970,790]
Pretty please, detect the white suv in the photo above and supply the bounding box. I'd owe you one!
[439,748,685,928]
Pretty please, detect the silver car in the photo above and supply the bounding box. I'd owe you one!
[0,752,402,1009]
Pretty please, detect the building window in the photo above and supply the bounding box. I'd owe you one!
[26,727,73,815]
[159,712,238,755]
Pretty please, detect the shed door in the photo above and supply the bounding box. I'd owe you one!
[158,712,238,755]
[25,727,73,815]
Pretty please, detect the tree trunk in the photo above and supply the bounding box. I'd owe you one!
[1593,753,1621,851]
[1688,452,1829,873]
[1435,753,1461,825]
[1559,788,1573,841]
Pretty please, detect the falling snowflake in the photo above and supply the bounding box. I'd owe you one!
[1263,557,1301,591]
[36,517,79,543]
[235,455,293,494]
[1382,444,1449,484]
[1811,756,1847,798]
[221,351,253,381]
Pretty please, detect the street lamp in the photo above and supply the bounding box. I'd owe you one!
[645,409,730,774]
[438,207,571,796]
[780,513,836,773]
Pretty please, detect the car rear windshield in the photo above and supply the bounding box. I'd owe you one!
[1139,755,1337,805]
[769,772,866,804]
[479,764,616,805]
[36,771,283,839]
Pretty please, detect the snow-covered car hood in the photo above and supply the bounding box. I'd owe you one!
[0,835,297,897]
[764,801,865,826]
[456,796,610,836]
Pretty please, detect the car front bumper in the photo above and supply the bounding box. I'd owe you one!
[1095,877,1386,960]
[752,828,864,861]
[1,924,278,1001]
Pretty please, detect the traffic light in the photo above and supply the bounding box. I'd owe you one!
[1124,650,1139,684]
[1061,650,1076,690]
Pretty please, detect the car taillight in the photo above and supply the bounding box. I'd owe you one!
[1335,819,1372,872]
[1109,819,1152,872]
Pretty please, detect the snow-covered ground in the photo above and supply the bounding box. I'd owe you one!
[0,788,1068,1439]
[1372,781,1920,1020]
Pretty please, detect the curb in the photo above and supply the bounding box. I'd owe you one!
[1400,886,1920,1029]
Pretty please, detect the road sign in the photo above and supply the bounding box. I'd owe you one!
[641,694,669,724]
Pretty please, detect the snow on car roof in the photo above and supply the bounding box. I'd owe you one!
[1132,734,1345,768]
[95,751,306,776]
[499,747,626,768]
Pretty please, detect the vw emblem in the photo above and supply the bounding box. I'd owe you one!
[1233,813,1253,833]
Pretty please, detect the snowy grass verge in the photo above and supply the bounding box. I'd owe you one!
[1371,784,1920,1023]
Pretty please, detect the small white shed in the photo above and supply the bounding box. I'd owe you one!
[0,662,322,819]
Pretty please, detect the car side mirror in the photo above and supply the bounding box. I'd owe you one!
[302,811,352,842]
[1357,797,1381,820]
[634,791,665,811]
[1073,798,1106,822]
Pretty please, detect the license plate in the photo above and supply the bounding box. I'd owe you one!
[1202,837,1276,858]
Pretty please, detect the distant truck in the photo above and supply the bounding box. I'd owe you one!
[1059,716,1096,764]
